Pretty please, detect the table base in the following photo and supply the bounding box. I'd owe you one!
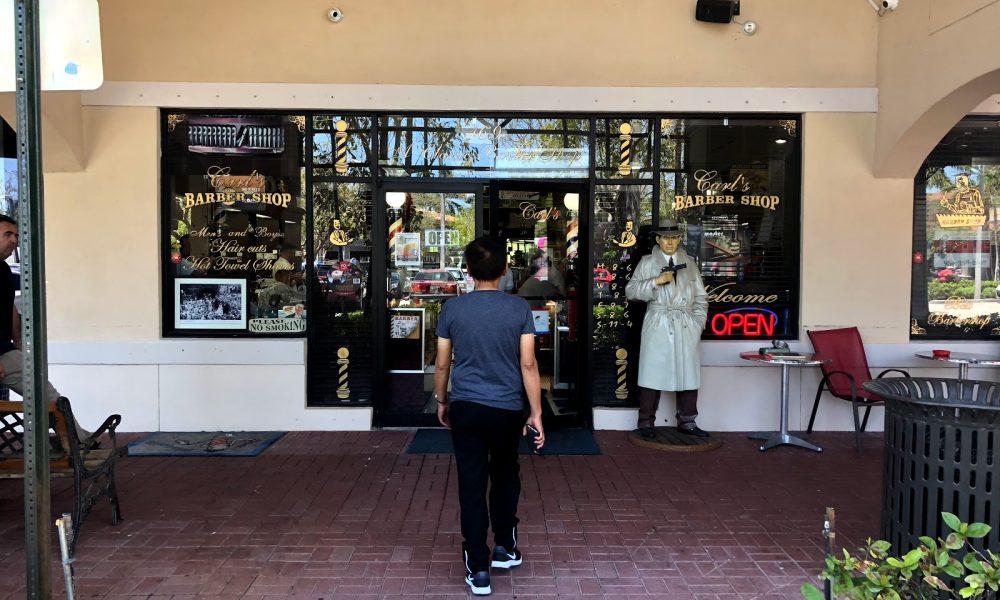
[748,431,823,452]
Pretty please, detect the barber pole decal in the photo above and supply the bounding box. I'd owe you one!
[337,347,351,399]
[335,120,349,174]
[615,348,629,400]
[618,123,632,176]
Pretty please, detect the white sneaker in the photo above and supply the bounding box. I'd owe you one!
[465,571,491,595]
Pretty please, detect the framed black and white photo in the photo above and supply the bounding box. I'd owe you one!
[174,278,247,330]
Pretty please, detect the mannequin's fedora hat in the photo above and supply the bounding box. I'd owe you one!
[653,219,683,236]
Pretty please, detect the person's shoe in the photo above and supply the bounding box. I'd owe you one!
[639,426,657,440]
[465,570,491,595]
[678,424,711,438]
[491,545,523,569]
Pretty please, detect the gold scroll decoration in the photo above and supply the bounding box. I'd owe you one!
[615,348,629,400]
[166,114,186,132]
[337,347,351,400]
[778,119,796,138]
[618,123,633,176]
[288,115,306,133]
[335,120,349,174]
[910,319,927,336]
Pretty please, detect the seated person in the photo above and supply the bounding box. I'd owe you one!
[257,268,305,316]
[517,266,562,309]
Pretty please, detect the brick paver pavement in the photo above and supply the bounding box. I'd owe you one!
[0,430,882,599]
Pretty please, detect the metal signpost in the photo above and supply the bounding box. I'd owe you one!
[14,0,51,596]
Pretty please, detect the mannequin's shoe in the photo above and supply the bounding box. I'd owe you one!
[678,424,711,438]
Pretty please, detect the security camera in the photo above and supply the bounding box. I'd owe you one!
[327,8,344,22]
[881,0,899,10]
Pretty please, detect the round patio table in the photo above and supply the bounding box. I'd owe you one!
[739,351,829,452]
[914,351,1000,380]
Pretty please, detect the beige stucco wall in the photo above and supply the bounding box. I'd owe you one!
[97,0,877,88]
[875,0,1000,177]
[43,107,160,340]
[801,112,913,343]
[15,0,1000,431]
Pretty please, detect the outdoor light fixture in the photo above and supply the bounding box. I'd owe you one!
[775,139,787,144]
[385,192,406,209]
[695,0,739,23]
[563,193,580,212]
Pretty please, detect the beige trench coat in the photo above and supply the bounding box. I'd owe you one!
[624,247,708,391]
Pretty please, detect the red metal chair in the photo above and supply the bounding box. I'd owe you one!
[807,327,909,452]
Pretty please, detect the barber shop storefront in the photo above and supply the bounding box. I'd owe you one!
[161,112,801,428]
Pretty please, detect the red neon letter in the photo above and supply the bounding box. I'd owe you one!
[761,313,776,337]
[710,313,729,336]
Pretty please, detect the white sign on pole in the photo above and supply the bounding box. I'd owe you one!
[1,0,104,92]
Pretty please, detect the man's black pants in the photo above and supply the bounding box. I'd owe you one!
[449,400,523,573]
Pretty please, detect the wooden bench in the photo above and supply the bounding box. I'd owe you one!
[0,397,125,554]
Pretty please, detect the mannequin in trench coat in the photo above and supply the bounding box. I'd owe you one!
[624,220,710,439]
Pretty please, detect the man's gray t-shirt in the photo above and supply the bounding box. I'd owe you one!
[436,290,535,410]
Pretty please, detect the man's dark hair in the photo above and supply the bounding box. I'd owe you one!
[464,236,506,281]
[0,215,17,227]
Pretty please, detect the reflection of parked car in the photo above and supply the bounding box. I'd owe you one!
[446,267,472,293]
[315,249,341,279]
[410,269,465,296]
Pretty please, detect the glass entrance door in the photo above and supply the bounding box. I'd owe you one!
[491,182,589,429]
[380,186,482,427]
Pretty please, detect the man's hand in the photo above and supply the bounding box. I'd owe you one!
[523,413,545,450]
[437,398,450,428]
[655,271,674,286]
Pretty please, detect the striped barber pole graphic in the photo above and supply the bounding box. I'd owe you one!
[388,218,404,248]
[565,218,579,259]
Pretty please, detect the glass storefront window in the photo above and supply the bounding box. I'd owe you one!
[158,111,803,408]
[377,115,589,178]
[590,185,653,405]
[668,118,801,340]
[1,119,15,217]
[308,182,374,404]
[912,117,1000,339]
[312,115,372,178]
[596,119,654,180]
[162,113,307,336]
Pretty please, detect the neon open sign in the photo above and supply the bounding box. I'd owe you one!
[709,308,779,337]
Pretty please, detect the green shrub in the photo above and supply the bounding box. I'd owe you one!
[801,512,998,599]
[928,281,1000,301]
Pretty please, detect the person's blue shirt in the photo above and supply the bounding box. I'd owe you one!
[436,290,535,411]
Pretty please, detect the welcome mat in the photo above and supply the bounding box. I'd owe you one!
[406,428,601,456]
[127,431,285,457]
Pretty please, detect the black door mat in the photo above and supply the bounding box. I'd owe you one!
[406,427,601,455]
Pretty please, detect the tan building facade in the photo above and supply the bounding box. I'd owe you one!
[2,0,999,433]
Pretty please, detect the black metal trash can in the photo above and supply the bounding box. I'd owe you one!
[863,377,998,553]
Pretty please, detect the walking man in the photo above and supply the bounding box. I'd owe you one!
[435,236,545,596]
